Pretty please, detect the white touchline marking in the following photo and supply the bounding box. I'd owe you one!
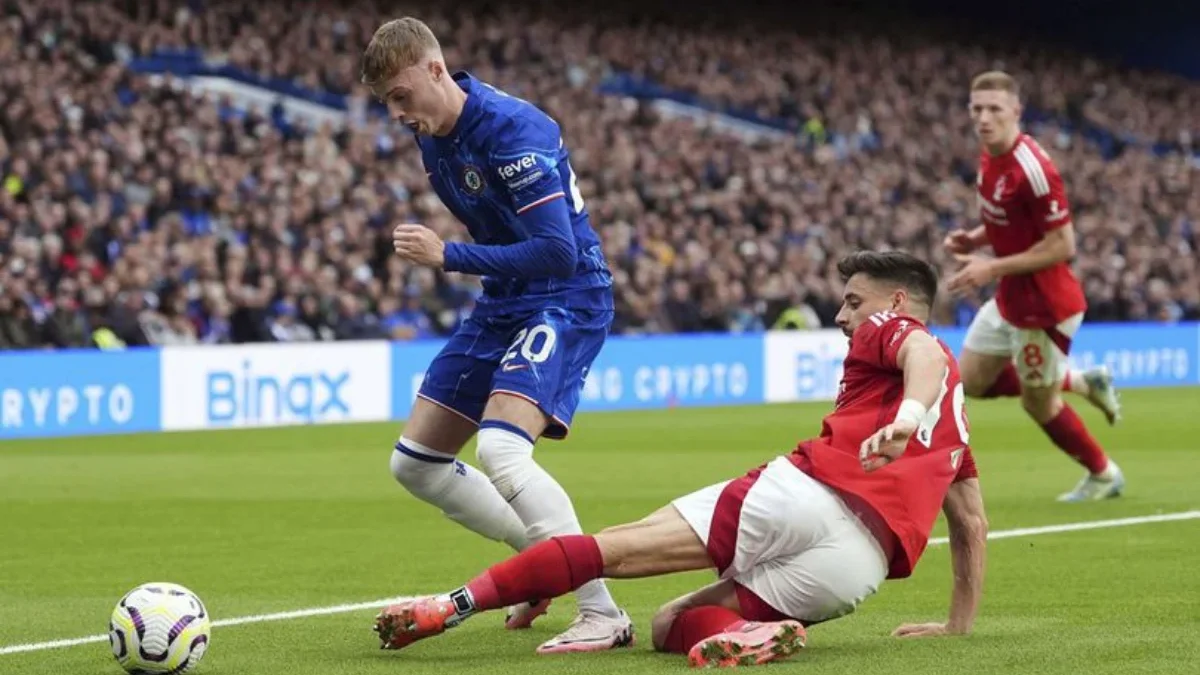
[926,509,1200,545]
[3,510,1198,657]
[0,596,420,656]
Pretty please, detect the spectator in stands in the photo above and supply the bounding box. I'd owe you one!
[268,298,316,342]
[0,0,1197,353]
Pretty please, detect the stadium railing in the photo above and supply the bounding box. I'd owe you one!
[1,323,1196,440]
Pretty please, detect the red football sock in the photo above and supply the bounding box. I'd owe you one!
[1040,405,1109,474]
[983,363,1021,398]
[662,606,747,654]
[464,535,603,613]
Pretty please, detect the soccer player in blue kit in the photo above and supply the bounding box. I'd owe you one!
[359,17,633,653]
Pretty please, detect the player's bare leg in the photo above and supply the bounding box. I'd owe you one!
[375,506,707,651]
[475,393,630,650]
[961,349,1122,425]
[390,397,532,551]
[1021,386,1124,502]
[958,349,1014,399]
[595,505,715,576]
[375,510,807,666]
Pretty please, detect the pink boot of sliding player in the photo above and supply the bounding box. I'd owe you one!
[687,620,807,668]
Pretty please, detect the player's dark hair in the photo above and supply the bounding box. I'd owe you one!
[837,251,939,307]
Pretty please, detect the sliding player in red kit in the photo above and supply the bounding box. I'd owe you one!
[373,251,989,668]
[947,71,1124,503]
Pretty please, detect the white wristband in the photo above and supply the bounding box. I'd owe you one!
[894,399,928,427]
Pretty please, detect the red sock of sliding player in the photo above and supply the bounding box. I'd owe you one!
[983,363,1021,398]
[662,606,747,654]
[1040,404,1109,475]
[462,536,603,613]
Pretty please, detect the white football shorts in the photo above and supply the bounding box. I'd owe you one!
[963,298,1084,387]
[671,457,888,624]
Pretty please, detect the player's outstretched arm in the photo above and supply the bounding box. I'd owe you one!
[943,478,987,633]
[894,477,988,638]
[861,330,949,470]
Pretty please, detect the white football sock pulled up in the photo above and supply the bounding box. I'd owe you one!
[391,437,529,551]
[476,422,622,619]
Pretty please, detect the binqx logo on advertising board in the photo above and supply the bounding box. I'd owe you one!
[205,363,349,423]
[0,348,161,438]
[161,342,392,430]
[578,334,764,411]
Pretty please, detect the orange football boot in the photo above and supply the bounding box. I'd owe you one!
[374,597,460,651]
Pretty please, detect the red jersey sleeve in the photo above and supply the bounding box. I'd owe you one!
[850,312,928,371]
[1016,138,1072,231]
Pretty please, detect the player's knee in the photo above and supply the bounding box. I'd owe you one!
[650,603,681,652]
[390,437,456,499]
[475,422,536,500]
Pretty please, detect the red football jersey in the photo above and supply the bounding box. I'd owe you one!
[977,133,1087,328]
[789,312,977,579]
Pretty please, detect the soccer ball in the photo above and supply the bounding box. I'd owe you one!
[108,582,211,674]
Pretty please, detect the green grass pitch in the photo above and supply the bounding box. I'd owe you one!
[2,388,1198,674]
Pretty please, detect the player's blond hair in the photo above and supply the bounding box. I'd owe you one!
[971,70,1020,99]
[360,18,442,89]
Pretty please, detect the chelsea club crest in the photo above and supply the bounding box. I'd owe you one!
[462,165,484,193]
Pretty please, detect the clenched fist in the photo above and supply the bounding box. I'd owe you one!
[393,224,445,268]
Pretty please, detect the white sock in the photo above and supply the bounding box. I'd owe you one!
[1064,368,1091,397]
[391,437,529,551]
[476,422,622,619]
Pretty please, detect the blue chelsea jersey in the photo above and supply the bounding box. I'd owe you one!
[414,72,613,317]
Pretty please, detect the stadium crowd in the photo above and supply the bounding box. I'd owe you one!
[1,0,1197,349]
